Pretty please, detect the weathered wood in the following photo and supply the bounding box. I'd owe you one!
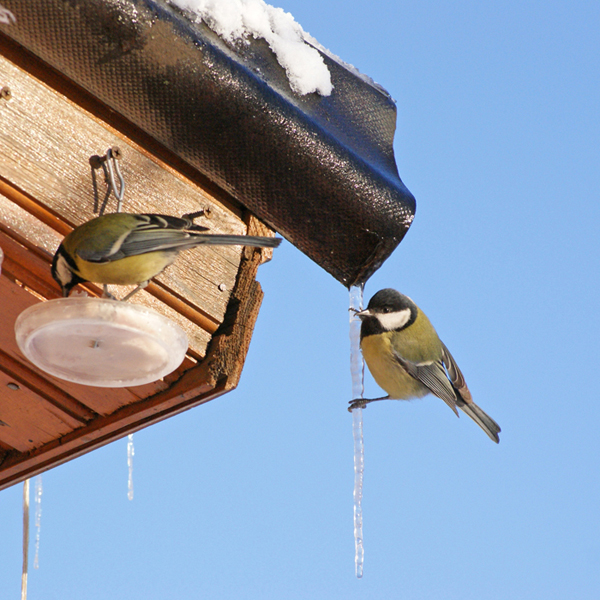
[0,38,277,491]
[0,368,84,452]
[203,225,267,391]
[0,52,242,322]
[0,30,243,219]
[0,349,97,423]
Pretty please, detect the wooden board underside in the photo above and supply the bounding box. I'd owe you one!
[0,44,275,489]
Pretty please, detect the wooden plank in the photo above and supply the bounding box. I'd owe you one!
[0,39,278,492]
[202,233,266,391]
[0,369,83,452]
[0,179,68,250]
[0,348,97,423]
[0,53,242,322]
[0,382,228,490]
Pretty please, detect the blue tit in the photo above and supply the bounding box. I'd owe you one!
[51,211,281,299]
[349,288,500,443]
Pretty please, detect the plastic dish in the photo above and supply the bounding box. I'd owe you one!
[15,297,188,387]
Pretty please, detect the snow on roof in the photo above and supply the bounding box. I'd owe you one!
[169,0,333,96]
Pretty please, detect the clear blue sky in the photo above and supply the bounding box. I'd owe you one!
[2,1,599,598]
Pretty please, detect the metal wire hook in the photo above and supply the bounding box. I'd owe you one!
[105,147,125,213]
[90,147,126,215]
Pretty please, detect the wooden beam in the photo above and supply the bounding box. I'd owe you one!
[0,41,277,492]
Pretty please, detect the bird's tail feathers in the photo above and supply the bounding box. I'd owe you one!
[187,234,282,249]
[457,401,501,443]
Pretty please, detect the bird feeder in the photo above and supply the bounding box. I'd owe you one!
[15,297,189,387]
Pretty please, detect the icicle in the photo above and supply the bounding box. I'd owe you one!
[21,479,30,600]
[349,284,365,578]
[33,475,42,569]
[127,434,134,501]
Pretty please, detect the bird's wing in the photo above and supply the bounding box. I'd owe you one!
[116,227,193,257]
[117,214,213,257]
[76,214,209,262]
[117,230,281,256]
[440,342,473,403]
[77,214,279,262]
[392,351,459,416]
[440,343,501,443]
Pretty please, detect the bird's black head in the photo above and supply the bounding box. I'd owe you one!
[51,245,85,297]
[358,288,418,337]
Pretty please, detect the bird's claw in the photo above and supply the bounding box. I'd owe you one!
[348,399,368,412]
[102,285,118,300]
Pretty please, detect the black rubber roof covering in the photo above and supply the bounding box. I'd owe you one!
[0,0,415,286]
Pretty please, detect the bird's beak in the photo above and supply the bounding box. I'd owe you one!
[354,309,371,320]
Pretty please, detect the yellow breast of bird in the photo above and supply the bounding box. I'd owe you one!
[73,251,176,285]
[360,332,430,400]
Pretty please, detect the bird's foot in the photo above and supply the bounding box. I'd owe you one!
[102,285,117,300]
[348,396,390,412]
[348,398,369,412]
[120,281,149,302]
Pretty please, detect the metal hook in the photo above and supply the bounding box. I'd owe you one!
[89,147,126,215]
[105,147,125,213]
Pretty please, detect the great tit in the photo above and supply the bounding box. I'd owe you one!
[51,211,281,298]
[348,288,501,443]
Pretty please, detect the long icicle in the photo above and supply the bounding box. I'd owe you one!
[21,479,30,600]
[349,285,365,578]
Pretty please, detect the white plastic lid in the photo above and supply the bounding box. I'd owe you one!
[15,297,189,387]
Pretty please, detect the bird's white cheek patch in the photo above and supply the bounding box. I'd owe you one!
[377,308,412,331]
[55,255,73,284]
